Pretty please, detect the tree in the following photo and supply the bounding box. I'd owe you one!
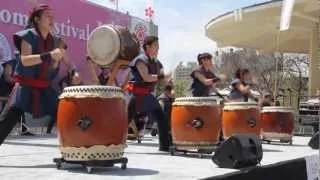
[173,80,189,98]
[217,48,308,108]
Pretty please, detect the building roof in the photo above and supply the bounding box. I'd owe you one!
[205,0,319,53]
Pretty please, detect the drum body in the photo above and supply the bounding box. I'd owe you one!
[261,106,294,141]
[171,97,221,150]
[87,25,140,66]
[222,102,260,139]
[57,86,127,161]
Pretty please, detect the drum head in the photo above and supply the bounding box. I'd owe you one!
[87,25,120,66]
[173,97,218,106]
[224,102,258,106]
[262,106,294,113]
[60,85,124,99]
[223,102,258,110]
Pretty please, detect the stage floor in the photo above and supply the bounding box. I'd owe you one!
[0,135,317,180]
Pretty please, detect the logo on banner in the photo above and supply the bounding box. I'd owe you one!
[134,23,147,46]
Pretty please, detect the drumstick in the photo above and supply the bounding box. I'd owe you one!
[215,92,225,99]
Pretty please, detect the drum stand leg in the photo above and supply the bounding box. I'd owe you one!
[53,157,128,173]
[280,138,293,145]
[169,144,213,158]
[262,138,272,144]
[169,145,177,156]
[263,136,293,145]
[151,128,157,137]
[169,145,187,156]
[133,121,143,144]
[128,121,142,143]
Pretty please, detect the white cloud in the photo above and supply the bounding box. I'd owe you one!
[155,5,221,72]
[159,30,217,69]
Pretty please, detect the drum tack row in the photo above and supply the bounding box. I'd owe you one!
[170,97,294,156]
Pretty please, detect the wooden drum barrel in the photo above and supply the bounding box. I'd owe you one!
[57,86,128,161]
[171,97,222,150]
[222,102,261,139]
[261,106,294,142]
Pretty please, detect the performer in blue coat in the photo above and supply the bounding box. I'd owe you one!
[190,52,221,97]
[229,68,258,102]
[0,4,72,143]
[127,36,171,151]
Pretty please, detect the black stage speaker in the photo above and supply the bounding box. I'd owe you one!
[308,131,319,149]
[212,134,263,169]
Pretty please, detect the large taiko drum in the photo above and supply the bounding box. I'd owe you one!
[171,97,222,150]
[222,102,261,139]
[57,86,128,161]
[261,106,294,142]
[87,25,140,66]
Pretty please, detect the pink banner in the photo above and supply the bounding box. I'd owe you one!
[0,0,130,83]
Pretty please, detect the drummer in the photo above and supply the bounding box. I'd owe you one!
[190,52,221,97]
[0,4,74,141]
[157,83,174,137]
[229,68,258,102]
[127,36,171,152]
[258,90,276,108]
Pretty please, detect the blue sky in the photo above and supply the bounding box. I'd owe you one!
[89,0,267,72]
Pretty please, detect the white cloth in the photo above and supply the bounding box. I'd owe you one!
[305,154,319,180]
[306,98,320,104]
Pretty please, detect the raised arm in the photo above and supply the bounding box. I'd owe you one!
[136,61,159,82]
[20,40,64,67]
[194,71,214,86]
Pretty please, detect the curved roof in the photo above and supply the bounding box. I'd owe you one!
[205,0,319,53]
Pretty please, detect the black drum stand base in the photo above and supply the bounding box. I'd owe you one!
[53,157,128,173]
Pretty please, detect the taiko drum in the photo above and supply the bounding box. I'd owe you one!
[171,97,222,149]
[222,102,261,139]
[57,86,127,161]
[260,106,294,141]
